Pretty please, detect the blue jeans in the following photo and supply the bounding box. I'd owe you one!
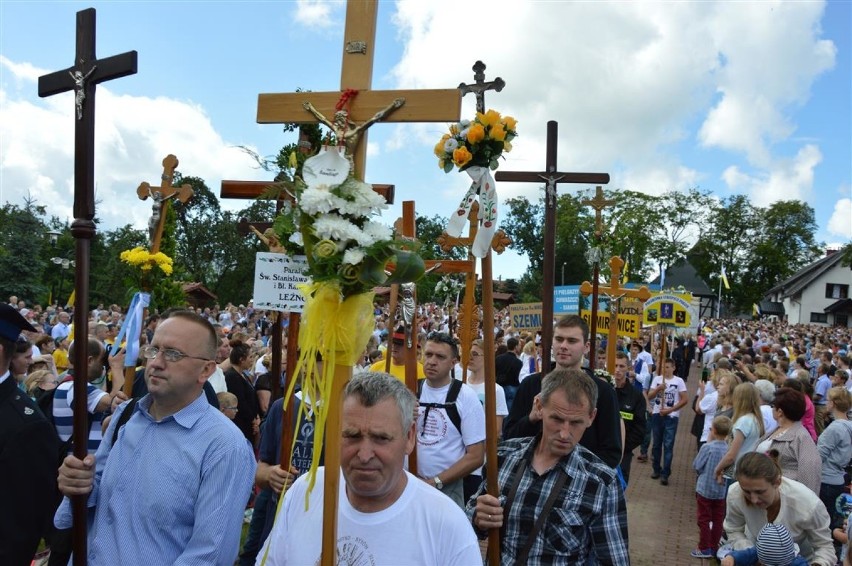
[640,410,652,456]
[650,414,678,478]
[503,385,518,412]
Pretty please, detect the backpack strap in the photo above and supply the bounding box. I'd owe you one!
[111,397,138,446]
[416,378,463,436]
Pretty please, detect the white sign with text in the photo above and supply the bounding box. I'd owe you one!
[253,252,309,313]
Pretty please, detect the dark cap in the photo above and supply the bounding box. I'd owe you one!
[0,304,36,342]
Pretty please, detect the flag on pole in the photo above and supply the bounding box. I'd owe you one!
[65,289,76,309]
[622,260,629,285]
[659,263,666,290]
[720,266,731,290]
[752,303,760,317]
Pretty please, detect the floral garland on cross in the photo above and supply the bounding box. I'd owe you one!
[271,154,426,502]
[436,109,517,257]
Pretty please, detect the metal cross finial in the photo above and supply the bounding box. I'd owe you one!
[582,185,616,238]
[458,60,505,114]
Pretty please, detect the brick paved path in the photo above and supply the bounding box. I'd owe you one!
[627,362,706,565]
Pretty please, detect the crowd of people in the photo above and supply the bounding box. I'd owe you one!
[2,291,852,565]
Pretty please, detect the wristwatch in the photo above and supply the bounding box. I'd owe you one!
[433,476,444,490]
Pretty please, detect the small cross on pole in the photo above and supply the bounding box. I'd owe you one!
[495,123,609,367]
[581,186,616,368]
[37,8,137,565]
[136,154,194,254]
[458,60,505,114]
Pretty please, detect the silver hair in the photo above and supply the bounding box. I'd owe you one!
[753,378,776,405]
[540,368,598,413]
[343,371,417,432]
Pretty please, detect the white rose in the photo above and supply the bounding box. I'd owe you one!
[444,138,459,153]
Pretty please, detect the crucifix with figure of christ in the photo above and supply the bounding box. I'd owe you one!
[37,8,137,564]
[136,154,194,254]
[495,123,610,369]
[581,185,616,368]
[580,256,651,373]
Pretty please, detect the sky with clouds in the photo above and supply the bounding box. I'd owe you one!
[1,0,849,282]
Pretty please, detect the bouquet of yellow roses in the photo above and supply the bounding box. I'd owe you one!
[439,110,518,257]
[435,109,517,173]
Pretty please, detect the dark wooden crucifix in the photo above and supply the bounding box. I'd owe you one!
[37,8,137,565]
[495,122,609,368]
[581,186,616,369]
[254,0,460,181]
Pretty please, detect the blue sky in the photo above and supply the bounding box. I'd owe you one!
[1,0,849,282]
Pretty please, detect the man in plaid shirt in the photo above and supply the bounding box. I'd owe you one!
[466,368,629,565]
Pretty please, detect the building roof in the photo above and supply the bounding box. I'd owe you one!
[647,258,714,296]
[825,298,852,314]
[765,252,845,299]
[758,300,785,316]
[181,282,217,300]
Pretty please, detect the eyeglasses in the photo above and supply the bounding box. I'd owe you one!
[142,345,212,363]
[470,351,483,358]
[222,406,238,411]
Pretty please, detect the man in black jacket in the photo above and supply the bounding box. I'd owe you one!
[613,351,646,483]
[502,315,622,469]
[494,337,522,409]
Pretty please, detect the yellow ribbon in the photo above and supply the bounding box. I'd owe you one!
[285,281,375,508]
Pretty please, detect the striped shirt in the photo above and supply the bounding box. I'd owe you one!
[55,391,256,565]
[466,435,630,565]
[52,380,107,453]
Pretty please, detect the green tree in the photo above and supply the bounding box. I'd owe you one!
[0,198,50,303]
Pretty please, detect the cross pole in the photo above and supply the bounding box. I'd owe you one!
[37,8,137,564]
[136,154,194,254]
[255,0,460,181]
[495,122,609,369]
[581,186,616,368]
[580,256,651,373]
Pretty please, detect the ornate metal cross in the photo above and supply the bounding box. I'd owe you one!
[458,60,505,114]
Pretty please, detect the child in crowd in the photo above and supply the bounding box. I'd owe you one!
[720,523,808,566]
[692,415,732,559]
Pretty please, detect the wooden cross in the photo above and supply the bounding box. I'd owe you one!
[580,256,650,373]
[495,122,609,368]
[255,0,461,180]
[136,154,194,254]
[581,186,616,366]
[37,8,137,565]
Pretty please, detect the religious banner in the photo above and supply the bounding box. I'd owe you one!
[253,253,309,313]
[509,302,543,333]
[580,310,642,338]
[643,292,693,327]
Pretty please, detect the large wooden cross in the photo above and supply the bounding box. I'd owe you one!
[255,0,460,181]
[136,154,194,254]
[580,256,650,373]
[37,8,137,565]
[495,122,609,368]
[581,185,616,367]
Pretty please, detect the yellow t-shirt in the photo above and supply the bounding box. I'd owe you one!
[53,348,69,372]
[368,359,425,382]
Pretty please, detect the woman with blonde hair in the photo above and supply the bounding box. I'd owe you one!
[714,381,765,485]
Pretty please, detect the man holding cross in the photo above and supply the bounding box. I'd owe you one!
[55,311,255,564]
[257,372,481,565]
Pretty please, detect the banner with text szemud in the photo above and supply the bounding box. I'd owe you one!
[509,302,543,333]
[253,252,309,313]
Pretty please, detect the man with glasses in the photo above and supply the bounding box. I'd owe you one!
[369,325,425,382]
[416,332,485,508]
[55,311,256,565]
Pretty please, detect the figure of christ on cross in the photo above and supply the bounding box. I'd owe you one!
[495,122,610,368]
[37,8,137,564]
[581,185,616,368]
[136,154,194,254]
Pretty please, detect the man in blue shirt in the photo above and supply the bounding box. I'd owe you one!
[55,311,256,565]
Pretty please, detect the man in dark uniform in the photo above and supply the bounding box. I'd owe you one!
[495,337,523,409]
[613,351,646,483]
[0,304,60,565]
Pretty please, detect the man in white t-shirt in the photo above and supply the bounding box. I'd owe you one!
[257,372,481,565]
[646,358,687,485]
[416,333,485,509]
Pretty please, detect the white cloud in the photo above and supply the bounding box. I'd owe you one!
[827,198,852,239]
[0,58,268,232]
[293,0,342,30]
[389,0,835,200]
[720,144,822,206]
